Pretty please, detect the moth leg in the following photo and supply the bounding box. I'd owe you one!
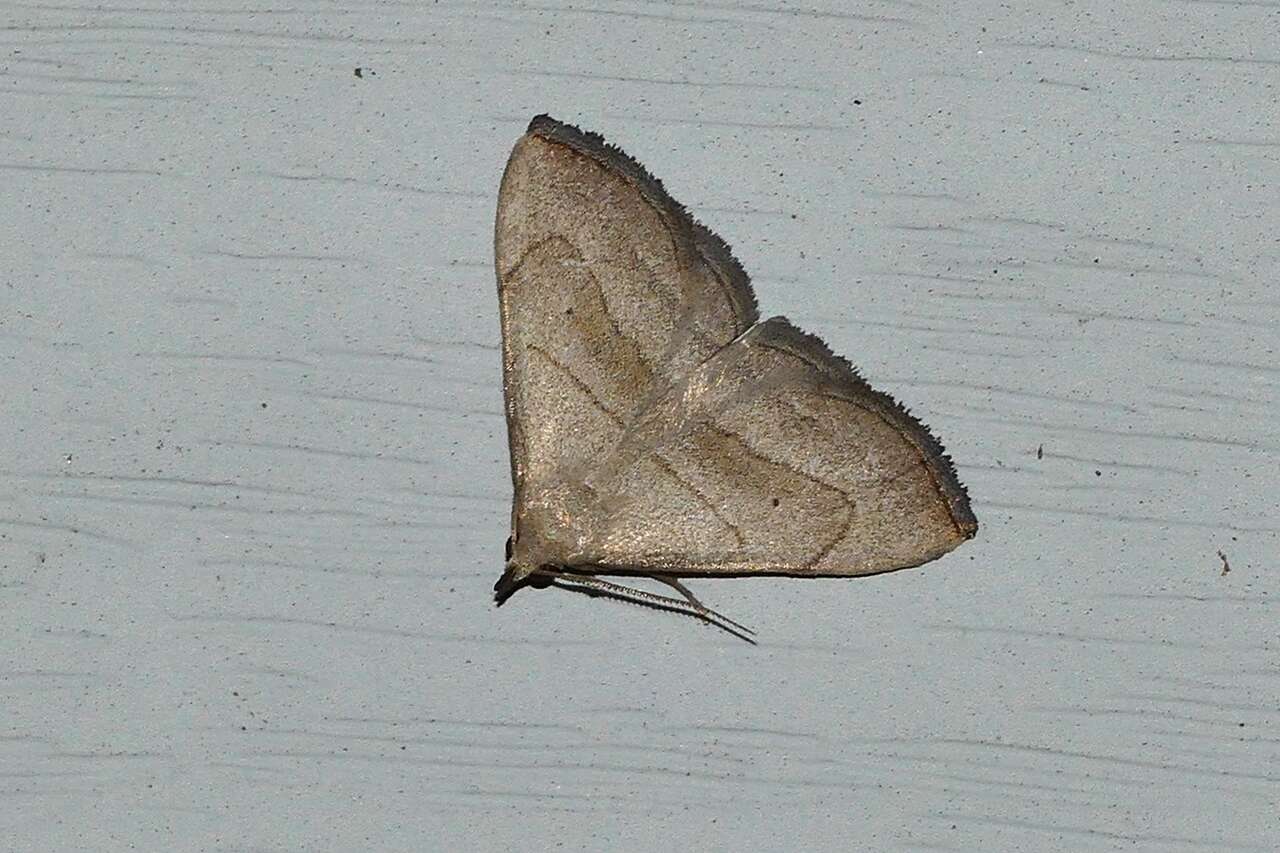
[652,575,755,636]
[531,569,755,641]
[654,575,704,606]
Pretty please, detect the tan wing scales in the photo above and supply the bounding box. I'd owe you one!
[493,115,976,602]
[556,317,977,576]
[496,116,758,504]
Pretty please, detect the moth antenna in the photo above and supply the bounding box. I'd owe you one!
[533,569,756,642]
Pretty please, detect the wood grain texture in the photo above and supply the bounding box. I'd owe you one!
[1,0,1276,851]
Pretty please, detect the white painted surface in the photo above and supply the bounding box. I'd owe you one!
[3,2,1276,850]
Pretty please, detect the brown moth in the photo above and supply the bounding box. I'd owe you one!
[493,114,977,635]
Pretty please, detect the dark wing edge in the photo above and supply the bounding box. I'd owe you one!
[755,316,979,540]
[526,114,759,332]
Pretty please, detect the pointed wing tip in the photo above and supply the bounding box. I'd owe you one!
[751,316,978,541]
[526,113,587,142]
[924,455,979,543]
[523,113,629,166]
[952,499,980,540]
[928,448,978,541]
[517,113,760,329]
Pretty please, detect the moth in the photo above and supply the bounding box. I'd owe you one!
[493,115,977,636]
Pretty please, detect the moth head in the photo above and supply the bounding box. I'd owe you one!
[494,534,542,603]
[495,482,600,603]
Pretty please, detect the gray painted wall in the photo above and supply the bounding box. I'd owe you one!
[4,2,1276,850]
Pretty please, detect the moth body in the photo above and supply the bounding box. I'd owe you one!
[492,115,977,620]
